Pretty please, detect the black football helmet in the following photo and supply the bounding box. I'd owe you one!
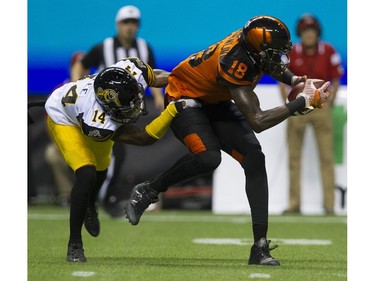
[240,15,292,76]
[94,67,146,124]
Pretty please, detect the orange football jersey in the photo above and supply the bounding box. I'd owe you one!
[166,29,263,103]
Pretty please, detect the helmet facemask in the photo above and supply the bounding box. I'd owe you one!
[114,85,144,123]
[259,47,291,76]
[241,15,292,76]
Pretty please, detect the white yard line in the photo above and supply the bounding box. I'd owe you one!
[72,271,96,277]
[192,238,332,246]
[249,273,271,279]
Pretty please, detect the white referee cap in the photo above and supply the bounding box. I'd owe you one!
[115,5,141,22]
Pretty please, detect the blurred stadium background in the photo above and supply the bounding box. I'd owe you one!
[28,0,347,214]
[28,0,347,93]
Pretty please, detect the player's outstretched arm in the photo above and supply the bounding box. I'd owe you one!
[112,99,201,145]
[112,124,156,145]
[230,85,304,133]
[151,69,170,88]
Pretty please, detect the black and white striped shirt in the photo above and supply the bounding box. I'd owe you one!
[81,36,156,72]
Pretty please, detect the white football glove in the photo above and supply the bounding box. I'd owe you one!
[170,98,202,110]
[297,79,331,108]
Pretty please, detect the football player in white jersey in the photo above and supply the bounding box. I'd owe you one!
[45,57,200,262]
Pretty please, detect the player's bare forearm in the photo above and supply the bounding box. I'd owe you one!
[230,86,291,133]
[112,124,157,146]
[152,69,170,87]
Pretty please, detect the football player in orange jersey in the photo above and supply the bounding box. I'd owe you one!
[125,15,330,266]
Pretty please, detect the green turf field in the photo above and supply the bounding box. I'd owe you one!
[28,206,346,281]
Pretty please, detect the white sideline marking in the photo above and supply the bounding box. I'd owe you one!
[193,238,249,245]
[72,271,95,277]
[28,213,347,224]
[28,214,68,220]
[249,273,271,279]
[192,238,332,246]
[272,238,332,245]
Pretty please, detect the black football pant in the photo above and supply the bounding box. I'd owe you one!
[150,101,269,240]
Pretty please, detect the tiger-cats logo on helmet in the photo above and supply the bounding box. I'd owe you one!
[96,87,121,106]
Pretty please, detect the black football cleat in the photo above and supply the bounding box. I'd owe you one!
[67,242,87,263]
[84,205,100,237]
[125,181,159,225]
[248,238,280,266]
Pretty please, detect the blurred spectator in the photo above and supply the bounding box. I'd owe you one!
[71,5,164,217]
[44,143,73,207]
[279,14,344,215]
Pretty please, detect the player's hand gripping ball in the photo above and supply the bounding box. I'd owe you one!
[287,79,329,116]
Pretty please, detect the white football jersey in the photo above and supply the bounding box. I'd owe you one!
[45,58,154,141]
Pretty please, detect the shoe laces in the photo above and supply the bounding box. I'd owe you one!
[69,248,85,261]
[256,239,278,258]
[267,240,278,251]
[68,242,84,253]
[131,186,158,213]
[132,191,152,213]
[72,247,84,255]
[86,205,98,220]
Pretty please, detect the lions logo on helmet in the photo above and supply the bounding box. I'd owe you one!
[96,87,121,107]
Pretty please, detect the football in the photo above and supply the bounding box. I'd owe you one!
[287,79,326,115]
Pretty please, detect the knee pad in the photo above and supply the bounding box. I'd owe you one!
[242,149,266,174]
[71,166,97,200]
[195,150,222,173]
[74,166,97,190]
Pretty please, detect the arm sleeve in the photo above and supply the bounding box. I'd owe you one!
[277,69,295,86]
[145,103,179,140]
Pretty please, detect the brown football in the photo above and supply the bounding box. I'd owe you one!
[288,79,326,115]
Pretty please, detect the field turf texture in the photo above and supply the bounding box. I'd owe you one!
[28,206,346,281]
